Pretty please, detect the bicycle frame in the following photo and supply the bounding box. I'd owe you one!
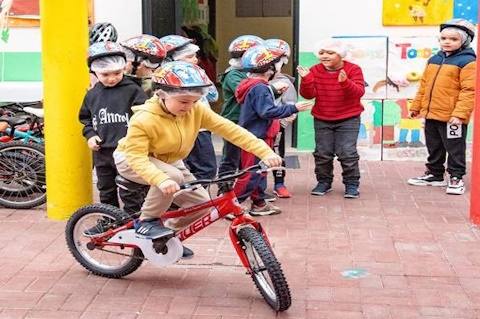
[0,126,43,144]
[90,187,272,270]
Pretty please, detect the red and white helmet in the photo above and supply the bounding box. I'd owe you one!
[152,61,212,95]
[160,35,193,55]
[120,35,167,63]
[241,44,284,73]
[228,35,264,58]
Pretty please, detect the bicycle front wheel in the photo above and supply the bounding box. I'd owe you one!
[237,227,291,312]
[65,204,144,278]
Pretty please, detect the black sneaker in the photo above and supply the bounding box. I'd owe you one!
[134,218,175,240]
[344,185,360,199]
[182,246,194,259]
[407,172,447,186]
[311,182,332,196]
[83,218,111,237]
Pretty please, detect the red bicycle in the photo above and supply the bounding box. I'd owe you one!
[65,164,292,312]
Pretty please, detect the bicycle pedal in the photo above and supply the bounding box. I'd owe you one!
[152,235,174,254]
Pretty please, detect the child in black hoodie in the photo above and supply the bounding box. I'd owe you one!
[79,41,148,216]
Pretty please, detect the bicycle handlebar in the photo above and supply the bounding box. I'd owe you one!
[178,163,285,191]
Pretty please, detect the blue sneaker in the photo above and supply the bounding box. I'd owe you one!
[344,185,360,199]
[311,182,332,196]
[134,218,174,240]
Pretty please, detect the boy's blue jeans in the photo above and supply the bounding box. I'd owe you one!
[313,116,361,186]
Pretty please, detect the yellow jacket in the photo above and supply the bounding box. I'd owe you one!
[410,48,476,124]
[116,96,274,186]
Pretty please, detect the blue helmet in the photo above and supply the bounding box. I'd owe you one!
[87,41,126,67]
[264,38,291,58]
[241,44,284,73]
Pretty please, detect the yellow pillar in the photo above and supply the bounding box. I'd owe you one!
[40,0,93,219]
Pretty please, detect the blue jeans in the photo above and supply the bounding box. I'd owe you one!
[313,116,361,186]
[185,131,217,180]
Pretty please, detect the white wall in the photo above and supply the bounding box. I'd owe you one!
[93,0,143,41]
[299,0,438,52]
[0,28,41,52]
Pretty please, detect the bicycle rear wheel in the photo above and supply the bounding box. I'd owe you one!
[65,204,144,278]
[237,227,291,311]
[0,141,46,209]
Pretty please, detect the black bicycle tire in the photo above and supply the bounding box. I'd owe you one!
[0,141,46,209]
[237,227,291,311]
[65,204,143,278]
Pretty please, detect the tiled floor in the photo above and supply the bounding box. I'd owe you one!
[0,154,478,319]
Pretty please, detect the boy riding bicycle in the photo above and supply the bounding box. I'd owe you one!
[113,61,282,258]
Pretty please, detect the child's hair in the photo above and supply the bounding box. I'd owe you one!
[440,19,476,48]
[87,41,126,72]
[314,38,348,59]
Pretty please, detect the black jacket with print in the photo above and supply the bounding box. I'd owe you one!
[79,76,148,148]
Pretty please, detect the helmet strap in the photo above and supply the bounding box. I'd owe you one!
[268,64,276,81]
[131,57,142,76]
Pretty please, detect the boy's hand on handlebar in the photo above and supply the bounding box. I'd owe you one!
[261,153,282,168]
[157,179,180,195]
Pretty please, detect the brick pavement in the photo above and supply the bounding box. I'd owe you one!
[0,154,478,319]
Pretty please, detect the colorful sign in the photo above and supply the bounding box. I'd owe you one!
[386,36,440,99]
[383,0,454,25]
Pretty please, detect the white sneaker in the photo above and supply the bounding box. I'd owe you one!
[446,177,465,195]
[407,173,447,186]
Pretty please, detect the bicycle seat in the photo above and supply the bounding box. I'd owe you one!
[23,107,44,118]
[115,175,146,190]
[0,116,27,127]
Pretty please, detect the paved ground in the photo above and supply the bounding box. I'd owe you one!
[0,154,478,319]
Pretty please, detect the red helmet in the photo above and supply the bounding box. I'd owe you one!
[152,61,212,90]
[228,35,264,58]
[159,35,193,55]
[120,35,167,63]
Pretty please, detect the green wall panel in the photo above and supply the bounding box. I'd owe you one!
[0,52,42,82]
[296,52,318,151]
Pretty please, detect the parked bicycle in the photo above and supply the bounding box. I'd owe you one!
[0,101,44,143]
[0,141,46,209]
[65,163,291,311]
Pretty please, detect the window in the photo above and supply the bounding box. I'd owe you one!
[236,0,291,17]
